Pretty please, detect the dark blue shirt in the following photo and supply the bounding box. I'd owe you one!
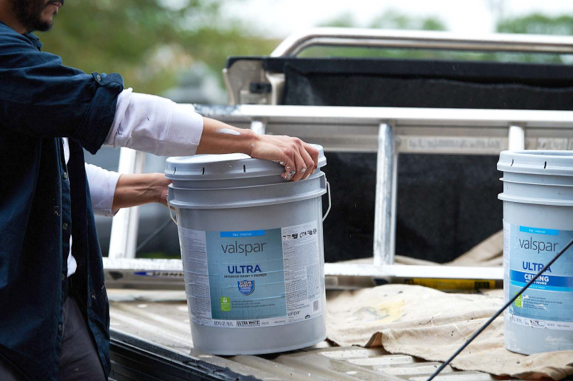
[0,21,123,380]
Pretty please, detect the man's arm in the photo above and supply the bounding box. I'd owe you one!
[197,118,318,181]
[86,163,169,214]
[111,173,170,210]
[106,91,318,182]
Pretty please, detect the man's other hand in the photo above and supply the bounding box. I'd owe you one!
[112,173,171,210]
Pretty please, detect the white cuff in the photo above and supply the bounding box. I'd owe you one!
[165,103,203,156]
[85,163,121,216]
[106,88,133,145]
[105,89,203,157]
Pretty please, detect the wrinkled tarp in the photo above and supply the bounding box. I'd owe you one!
[326,284,573,380]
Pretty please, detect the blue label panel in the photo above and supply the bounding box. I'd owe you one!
[508,224,573,324]
[206,228,286,321]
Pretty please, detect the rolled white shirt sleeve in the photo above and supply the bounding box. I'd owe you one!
[104,89,203,156]
[85,163,121,217]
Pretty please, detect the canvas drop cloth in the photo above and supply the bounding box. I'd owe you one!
[326,284,573,379]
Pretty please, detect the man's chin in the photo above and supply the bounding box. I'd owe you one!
[37,13,56,31]
[35,9,57,31]
[34,20,53,32]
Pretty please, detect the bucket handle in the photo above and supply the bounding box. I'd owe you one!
[323,181,331,222]
[168,187,178,225]
[169,206,178,226]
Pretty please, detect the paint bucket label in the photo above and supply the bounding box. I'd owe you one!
[504,221,573,331]
[178,221,322,328]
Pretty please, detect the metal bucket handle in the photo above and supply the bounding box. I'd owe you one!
[323,181,331,222]
[169,205,178,225]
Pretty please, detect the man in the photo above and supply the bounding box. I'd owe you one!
[0,0,319,380]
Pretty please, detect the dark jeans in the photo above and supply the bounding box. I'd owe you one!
[0,296,106,381]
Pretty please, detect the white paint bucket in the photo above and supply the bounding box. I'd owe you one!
[166,147,329,355]
[498,151,573,354]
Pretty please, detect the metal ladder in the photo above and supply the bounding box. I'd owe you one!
[104,28,573,286]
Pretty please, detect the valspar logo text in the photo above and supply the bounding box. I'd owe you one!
[220,241,267,256]
[518,236,559,254]
[220,230,267,256]
[517,226,560,254]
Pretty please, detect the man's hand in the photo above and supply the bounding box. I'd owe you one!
[155,174,171,206]
[250,135,319,181]
[197,117,319,181]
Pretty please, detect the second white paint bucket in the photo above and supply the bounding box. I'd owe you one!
[498,151,573,354]
[166,147,328,355]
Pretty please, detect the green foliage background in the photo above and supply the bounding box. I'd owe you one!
[38,0,278,94]
[38,4,573,97]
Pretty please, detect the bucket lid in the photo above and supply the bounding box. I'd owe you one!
[165,144,326,180]
[498,150,573,176]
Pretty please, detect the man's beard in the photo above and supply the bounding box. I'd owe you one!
[9,0,57,33]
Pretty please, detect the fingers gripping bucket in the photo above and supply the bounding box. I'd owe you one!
[166,147,328,355]
[498,151,573,355]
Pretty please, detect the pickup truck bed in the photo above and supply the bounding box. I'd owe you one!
[108,289,502,381]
